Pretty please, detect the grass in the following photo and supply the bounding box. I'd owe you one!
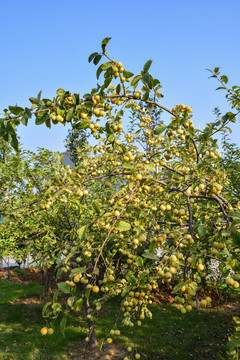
[0,279,43,304]
[96,297,236,360]
[0,279,237,360]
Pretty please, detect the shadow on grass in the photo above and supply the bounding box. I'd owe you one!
[0,280,236,360]
[0,302,87,360]
[97,301,235,360]
[0,279,44,304]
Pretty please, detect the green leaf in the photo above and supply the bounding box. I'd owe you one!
[83,93,92,100]
[197,144,205,154]
[143,60,153,73]
[154,124,166,135]
[85,288,91,306]
[77,225,88,241]
[6,122,15,135]
[126,271,136,285]
[99,339,104,351]
[220,75,228,84]
[172,281,185,294]
[67,296,75,307]
[142,73,151,87]
[198,224,206,237]
[121,284,133,297]
[216,87,226,91]
[143,252,159,260]
[145,163,156,172]
[92,200,100,213]
[88,52,99,63]
[153,79,160,87]
[92,268,99,275]
[217,351,228,360]
[60,316,67,337]
[96,62,112,80]
[233,316,240,324]
[53,289,60,303]
[116,221,131,232]
[21,108,32,125]
[102,76,112,90]
[29,96,40,105]
[149,241,156,253]
[135,256,143,267]
[3,132,10,141]
[101,37,111,54]
[57,282,71,294]
[72,93,79,105]
[116,84,121,94]
[42,302,51,316]
[9,106,24,116]
[64,252,74,264]
[131,75,142,88]
[57,88,65,96]
[107,134,115,143]
[37,90,42,100]
[122,163,134,169]
[123,70,134,78]
[226,339,240,353]
[70,267,86,276]
[105,122,113,134]
[139,271,149,279]
[52,302,62,312]
[93,55,102,65]
[66,107,75,122]
[142,91,149,101]
[231,231,240,246]
[45,118,51,128]
[10,135,19,151]
[229,212,240,219]
[35,111,49,125]
[56,269,62,279]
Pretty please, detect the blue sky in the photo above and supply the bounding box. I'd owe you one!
[1,0,239,153]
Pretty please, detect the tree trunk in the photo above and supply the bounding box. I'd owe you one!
[7,258,11,281]
[41,268,45,285]
[44,264,57,295]
[83,284,97,348]
[16,260,22,268]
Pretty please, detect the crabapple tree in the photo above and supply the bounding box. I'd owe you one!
[1,38,240,358]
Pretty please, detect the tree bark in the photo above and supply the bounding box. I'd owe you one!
[44,264,57,295]
[7,258,11,281]
[83,284,97,348]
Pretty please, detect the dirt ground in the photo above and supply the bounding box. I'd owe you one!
[0,267,238,308]
[0,266,45,285]
[67,342,127,360]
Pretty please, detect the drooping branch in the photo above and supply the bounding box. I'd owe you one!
[186,196,194,237]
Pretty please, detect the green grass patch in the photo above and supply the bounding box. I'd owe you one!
[0,279,237,360]
[96,298,236,360]
[0,279,44,304]
[0,280,87,360]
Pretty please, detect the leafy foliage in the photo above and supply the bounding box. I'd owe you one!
[0,38,240,359]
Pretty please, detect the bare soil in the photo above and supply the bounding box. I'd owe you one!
[0,266,45,285]
[67,342,126,360]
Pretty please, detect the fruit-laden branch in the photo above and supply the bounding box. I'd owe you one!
[186,196,194,237]
[93,181,140,271]
[223,186,240,199]
[82,283,97,347]
[188,194,230,226]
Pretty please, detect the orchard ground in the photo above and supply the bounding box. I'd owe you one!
[0,267,239,360]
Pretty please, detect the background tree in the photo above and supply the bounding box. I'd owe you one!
[220,134,240,196]
[65,127,90,165]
